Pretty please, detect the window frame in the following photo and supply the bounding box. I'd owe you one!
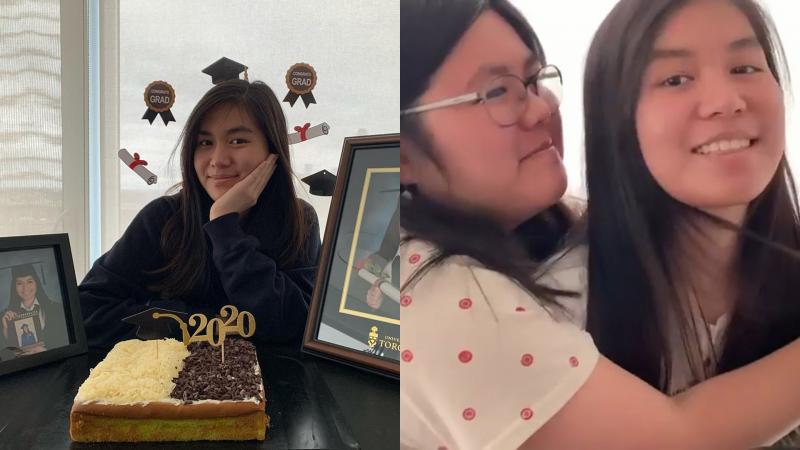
[60,0,90,279]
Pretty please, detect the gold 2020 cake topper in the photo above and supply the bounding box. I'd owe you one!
[153,305,255,363]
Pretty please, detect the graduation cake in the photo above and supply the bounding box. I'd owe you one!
[70,306,268,442]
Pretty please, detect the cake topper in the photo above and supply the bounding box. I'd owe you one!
[122,307,189,359]
[122,307,188,340]
[153,305,255,364]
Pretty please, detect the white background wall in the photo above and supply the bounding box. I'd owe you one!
[512,0,800,199]
[115,0,399,244]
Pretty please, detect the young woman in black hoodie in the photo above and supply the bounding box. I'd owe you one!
[80,80,320,349]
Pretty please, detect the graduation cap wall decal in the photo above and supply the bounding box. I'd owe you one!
[202,57,248,84]
[302,170,337,196]
[122,308,188,340]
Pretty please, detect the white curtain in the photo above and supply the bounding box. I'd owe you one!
[0,0,63,235]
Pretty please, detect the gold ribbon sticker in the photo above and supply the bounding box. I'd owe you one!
[283,63,317,108]
[142,81,176,126]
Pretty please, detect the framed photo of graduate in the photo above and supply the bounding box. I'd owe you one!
[303,134,400,378]
[0,234,87,376]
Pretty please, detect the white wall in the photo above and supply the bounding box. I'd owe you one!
[513,0,800,199]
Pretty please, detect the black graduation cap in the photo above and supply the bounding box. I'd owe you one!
[302,170,337,196]
[202,57,248,84]
[122,307,188,340]
[0,262,48,286]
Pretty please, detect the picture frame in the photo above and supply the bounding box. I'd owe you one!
[0,234,87,377]
[303,133,400,378]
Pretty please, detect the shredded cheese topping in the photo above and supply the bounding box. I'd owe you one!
[75,339,190,405]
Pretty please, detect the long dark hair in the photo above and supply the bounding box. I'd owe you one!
[583,0,800,391]
[8,264,52,309]
[401,0,575,306]
[150,80,309,299]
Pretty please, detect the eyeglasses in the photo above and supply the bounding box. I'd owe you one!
[401,64,563,127]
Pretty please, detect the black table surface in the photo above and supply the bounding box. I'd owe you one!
[0,345,398,450]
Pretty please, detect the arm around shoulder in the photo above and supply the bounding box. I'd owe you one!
[401,251,800,450]
[523,339,800,450]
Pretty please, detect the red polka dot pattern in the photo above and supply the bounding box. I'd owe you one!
[400,242,593,440]
[521,353,534,367]
[462,408,476,421]
[520,408,534,420]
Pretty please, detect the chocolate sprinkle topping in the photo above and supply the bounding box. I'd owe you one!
[170,339,262,402]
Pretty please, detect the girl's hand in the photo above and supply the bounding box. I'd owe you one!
[3,310,16,323]
[1,310,15,338]
[210,154,278,221]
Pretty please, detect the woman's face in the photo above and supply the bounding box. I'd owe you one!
[193,104,271,201]
[15,276,36,303]
[636,0,785,223]
[401,10,566,230]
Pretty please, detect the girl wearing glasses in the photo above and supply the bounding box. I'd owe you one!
[401,0,800,449]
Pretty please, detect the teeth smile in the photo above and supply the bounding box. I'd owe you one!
[693,139,754,155]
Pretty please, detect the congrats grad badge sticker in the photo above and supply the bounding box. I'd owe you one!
[283,63,317,108]
[142,80,176,126]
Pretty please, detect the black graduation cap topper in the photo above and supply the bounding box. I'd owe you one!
[202,57,248,85]
[122,308,188,340]
[302,170,337,196]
